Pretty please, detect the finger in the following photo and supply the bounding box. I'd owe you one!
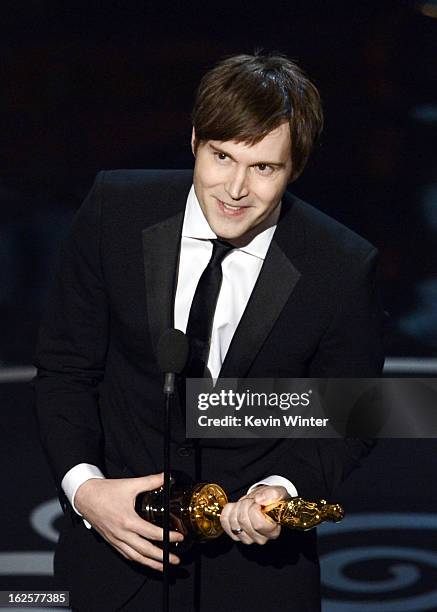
[116,541,164,572]
[127,514,184,543]
[238,499,264,544]
[235,529,254,545]
[228,520,248,543]
[253,485,287,505]
[139,527,184,544]
[226,504,252,544]
[240,501,280,544]
[230,514,255,545]
[224,499,258,544]
[98,531,167,570]
[132,472,165,495]
[123,533,181,565]
[220,503,241,541]
[251,507,281,540]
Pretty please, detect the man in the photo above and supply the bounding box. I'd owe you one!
[34,53,384,611]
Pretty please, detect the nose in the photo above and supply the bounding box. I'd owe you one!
[225,166,249,201]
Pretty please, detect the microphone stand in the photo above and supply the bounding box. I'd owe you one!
[163,372,174,612]
[157,329,189,612]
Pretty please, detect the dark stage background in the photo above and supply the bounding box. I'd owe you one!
[1,1,436,610]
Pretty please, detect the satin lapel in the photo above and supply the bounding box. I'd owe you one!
[142,212,184,358]
[219,240,301,378]
[219,192,305,379]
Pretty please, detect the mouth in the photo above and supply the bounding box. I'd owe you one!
[216,198,248,217]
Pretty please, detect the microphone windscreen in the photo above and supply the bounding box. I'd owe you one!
[157,329,189,374]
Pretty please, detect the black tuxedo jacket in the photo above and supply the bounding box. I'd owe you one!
[34,170,384,611]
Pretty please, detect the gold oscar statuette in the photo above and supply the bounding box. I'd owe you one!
[135,480,344,544]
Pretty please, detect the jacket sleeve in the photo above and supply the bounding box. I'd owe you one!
[33,172,109,492]
[296,246,385,499]
[308,246,385,378]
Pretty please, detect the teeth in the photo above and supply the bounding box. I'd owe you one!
[223,203,242,211]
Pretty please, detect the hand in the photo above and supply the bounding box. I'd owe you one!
[74,472,184,571]
[220,485,288,545]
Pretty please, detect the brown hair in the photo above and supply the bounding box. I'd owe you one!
[192,53,323,182]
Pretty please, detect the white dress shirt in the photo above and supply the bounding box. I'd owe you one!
[62,185,298,526]
[175,185,276,379]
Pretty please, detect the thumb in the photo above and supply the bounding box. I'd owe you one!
[254,486,283,505]
[133,472,164,494]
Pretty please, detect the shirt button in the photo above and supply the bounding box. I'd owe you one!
[177,446,193,457]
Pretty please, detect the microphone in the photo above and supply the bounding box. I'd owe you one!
[157,328,189,394]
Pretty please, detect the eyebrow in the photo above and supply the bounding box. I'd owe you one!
[208,143,287,168]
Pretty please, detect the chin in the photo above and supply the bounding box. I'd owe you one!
[213,225,242,241]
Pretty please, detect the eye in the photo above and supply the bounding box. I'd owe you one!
[255,163,274,176]
[214,151,229,162]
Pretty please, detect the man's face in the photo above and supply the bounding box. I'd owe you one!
[192,122,292,246]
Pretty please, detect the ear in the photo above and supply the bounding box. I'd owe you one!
[191,127,197,157]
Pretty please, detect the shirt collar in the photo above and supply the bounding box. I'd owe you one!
[182,185,278,261]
